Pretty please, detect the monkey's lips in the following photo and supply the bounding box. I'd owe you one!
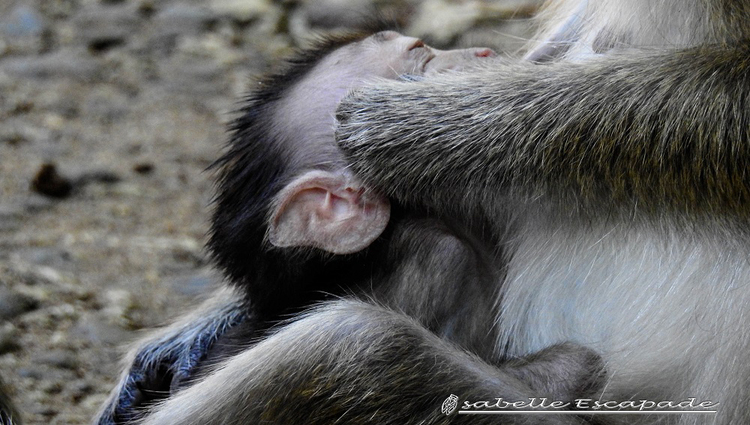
[420,52,436,73]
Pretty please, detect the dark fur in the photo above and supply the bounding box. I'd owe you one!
[207,32,377,319]
[0,379,21,425]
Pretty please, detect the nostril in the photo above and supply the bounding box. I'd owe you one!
[475,48,496,58]
[409,39,426,50]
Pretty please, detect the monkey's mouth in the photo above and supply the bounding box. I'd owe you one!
[421,53,436,73]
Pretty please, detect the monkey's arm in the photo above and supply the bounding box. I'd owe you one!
[138,300,601,425]
[336,42,750,218]
[93,286,250,425]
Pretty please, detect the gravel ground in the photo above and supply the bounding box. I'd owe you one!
[0,0,539,423]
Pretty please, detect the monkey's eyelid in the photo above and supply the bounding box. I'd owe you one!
[373,30,399,42]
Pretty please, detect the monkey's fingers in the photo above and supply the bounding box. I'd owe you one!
[335,80,477,211]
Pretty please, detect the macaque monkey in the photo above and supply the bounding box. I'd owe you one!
[95,31,603,425]
[333,1,750,424]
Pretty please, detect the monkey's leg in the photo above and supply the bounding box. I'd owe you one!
[94,286,250,425]
[139,300,602,425]
[336,43,750,218]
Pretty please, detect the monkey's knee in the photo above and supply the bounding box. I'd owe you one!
[505,343,605,402]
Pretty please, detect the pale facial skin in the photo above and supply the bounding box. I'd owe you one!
[353,30,497,79]
[276,31,498,170]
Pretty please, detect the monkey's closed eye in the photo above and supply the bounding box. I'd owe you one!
[409,39,426,51]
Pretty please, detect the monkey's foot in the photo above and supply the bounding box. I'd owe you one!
[95,308,249,425]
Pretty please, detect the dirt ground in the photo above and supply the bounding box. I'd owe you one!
[0,0,539,423]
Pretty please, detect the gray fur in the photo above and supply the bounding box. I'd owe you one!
[333,0,750,424]
[141,300,599,425]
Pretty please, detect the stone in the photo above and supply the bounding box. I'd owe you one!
[0,49,102,81]
[72,313,131,345]
[32,350,79,370]
[210,0,275,23]
[0,323,20,354]
[72,5,140,52]
[0,5,46,38]
[299,0,375,31]
[154,5,218,37]
[0,286,40,320]
[31,163,73,199]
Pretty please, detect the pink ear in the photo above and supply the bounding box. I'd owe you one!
[268,170,390,254]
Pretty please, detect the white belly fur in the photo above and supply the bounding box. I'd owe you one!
[498,218,750,409]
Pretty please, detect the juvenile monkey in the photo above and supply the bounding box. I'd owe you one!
[208,30,500,321]
[95,31,604,424]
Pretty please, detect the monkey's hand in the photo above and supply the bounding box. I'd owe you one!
[336,72,510,213]
[94,287,249,425]
[337,43,750,217]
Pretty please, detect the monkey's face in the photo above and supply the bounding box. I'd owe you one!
[354,31,497,79]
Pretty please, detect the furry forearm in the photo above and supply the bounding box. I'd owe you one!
[138,301,600,425]
[336,42,750,218]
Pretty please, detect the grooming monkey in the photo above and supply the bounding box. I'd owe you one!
[95,31,604,424]
[333,1,750,425]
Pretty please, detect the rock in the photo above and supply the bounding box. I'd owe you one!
[154,5,218,37]
[166,269,218,297]
[31,163,73,199]
[298,0,376,31]
[409,0,543,45]
[32,350,79,370]
[0,203,23,232]
[0,323,20,354]
[0,5,46,38]
[408,0,483,45]
[132,162,155,175]
[0,286,40,320]
[0,49,102,81]
[99,289,136,328]
[72,5,141,52]
[159,55,228,96]
[81,85,132,123]
[210,0,275,23]
[19,247,74,270]
[72,313,131,345]
[17,368,44,380]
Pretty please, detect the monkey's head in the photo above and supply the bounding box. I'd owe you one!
[208,31,496,314]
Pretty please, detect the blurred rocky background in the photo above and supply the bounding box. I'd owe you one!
[0,0,541,423]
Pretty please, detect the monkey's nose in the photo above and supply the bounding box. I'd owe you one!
[409,39,426,50]
[474,48,496,58]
